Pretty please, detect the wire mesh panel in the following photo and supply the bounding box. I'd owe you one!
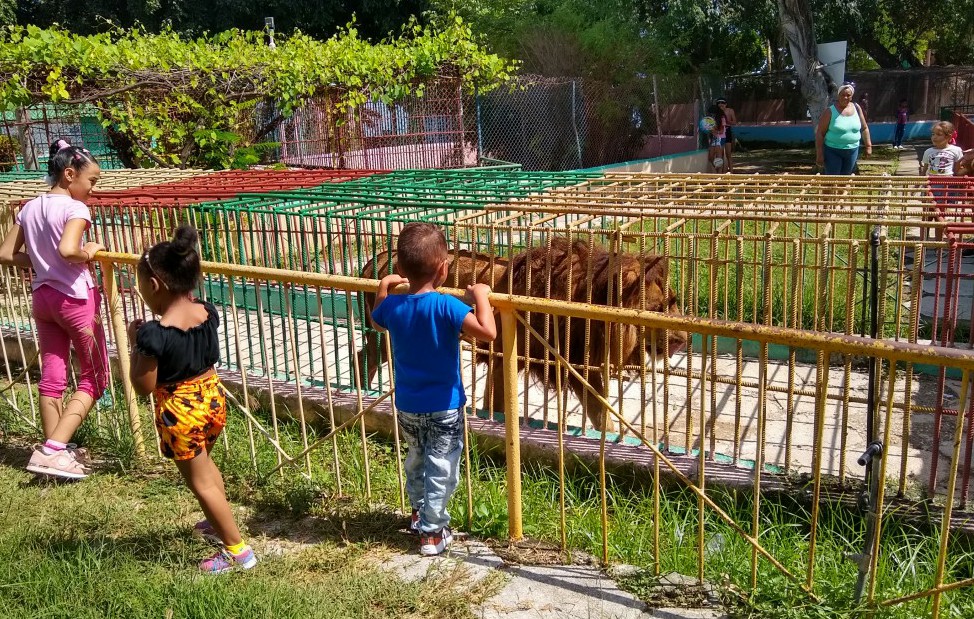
[277,75,476,170]
[193,169,603,274]
[111,168,387,196]
[0,168,217,204]
[437,173,974,500]
[477,74,704,170]
[0,104,123,171]
[190,169,602,394]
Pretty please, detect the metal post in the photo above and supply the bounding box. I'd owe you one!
[265,17,276,49]
[501,308,523,540]
[475,85,483,162]
[850,227,883,604]
[571,81,583,168]
[100,260,146,459]
[867,229,880,441]
[16,107,38,171]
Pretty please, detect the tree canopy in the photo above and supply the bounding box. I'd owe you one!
[5,0,432,42]
[4,0,971,75]
[431,0,974,76]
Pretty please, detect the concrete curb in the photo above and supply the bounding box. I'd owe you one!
[378,538,728,619]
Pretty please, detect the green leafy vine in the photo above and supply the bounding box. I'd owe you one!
[0,15,516,168]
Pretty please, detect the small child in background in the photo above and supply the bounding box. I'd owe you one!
[0,139,108,480]
[716,98,737,172]
[370,222,496,556]
[128,225,257,574]
[921,121,966,240]
[892,99,909,149]
[921,121,965,176]
[706,106,727,172]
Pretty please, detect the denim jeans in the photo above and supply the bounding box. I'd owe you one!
[398,408,464,533]
[823,145,859,175]
[893,123,905,147]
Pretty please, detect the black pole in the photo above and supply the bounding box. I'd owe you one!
[851,228,883,607]
[866,228,880,445]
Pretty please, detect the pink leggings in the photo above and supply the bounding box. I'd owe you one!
[33,284,109,399]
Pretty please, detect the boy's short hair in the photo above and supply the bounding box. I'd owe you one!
[397,222,448,280]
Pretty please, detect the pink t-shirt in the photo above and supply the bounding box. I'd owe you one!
[15,193,94,299]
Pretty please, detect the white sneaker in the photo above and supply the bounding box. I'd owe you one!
[419,527,453,556]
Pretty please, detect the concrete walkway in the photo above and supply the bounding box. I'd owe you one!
[895,143,922,175]
[378,537,727,619]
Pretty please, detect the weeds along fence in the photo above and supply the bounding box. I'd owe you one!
[2,251,974,616]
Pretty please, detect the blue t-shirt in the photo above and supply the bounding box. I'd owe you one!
[371,291,472,414]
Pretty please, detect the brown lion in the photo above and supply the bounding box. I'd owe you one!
[357,237,687,432]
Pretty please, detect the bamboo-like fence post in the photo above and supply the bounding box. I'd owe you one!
[501,307,522,540]
[100,260,146,459]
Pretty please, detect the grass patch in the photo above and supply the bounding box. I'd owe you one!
[3,390,974,618]
[0,454,485,619]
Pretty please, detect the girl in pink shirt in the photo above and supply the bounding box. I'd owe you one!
[0,139,108,480]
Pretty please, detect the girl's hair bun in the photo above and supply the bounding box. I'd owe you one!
[46,137,97,186]
[49,139,72,156]
[171,225,199,257]
[137,224,202,293]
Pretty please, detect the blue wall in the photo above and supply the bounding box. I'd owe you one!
[734,121,935,145]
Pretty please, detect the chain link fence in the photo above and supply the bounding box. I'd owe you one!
[276,74,478,170]
[476,74,710,171]
[3,71,725,174]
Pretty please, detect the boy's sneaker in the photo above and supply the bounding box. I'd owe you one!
[407,510,420,535]
[193,519,224,546]
[199,546,258,574]
[419,527,453,556]
[26,445,88,480]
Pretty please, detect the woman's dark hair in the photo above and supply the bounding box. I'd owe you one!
[46,139,98,185]
[706,105,726,129]
[138,225,201,293]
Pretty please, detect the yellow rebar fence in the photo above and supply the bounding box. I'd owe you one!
[1,242,973,613]
[0,177,974,617]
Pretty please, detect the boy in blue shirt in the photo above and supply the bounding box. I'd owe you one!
[371,222,497,555]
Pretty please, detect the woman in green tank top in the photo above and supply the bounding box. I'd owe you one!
[815,83,873,175]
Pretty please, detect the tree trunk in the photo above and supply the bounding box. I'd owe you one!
[15,107,39,171]
[777,0,830,122]
[854,31,924,69]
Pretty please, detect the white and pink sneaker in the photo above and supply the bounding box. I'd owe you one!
[26,445,88,480]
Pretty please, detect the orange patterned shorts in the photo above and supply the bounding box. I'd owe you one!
[153,373,227,461]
